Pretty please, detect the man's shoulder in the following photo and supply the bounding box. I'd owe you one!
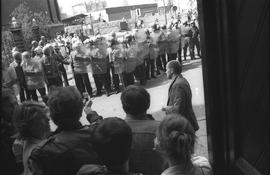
[173,76,189,86]
[31,127,94,157]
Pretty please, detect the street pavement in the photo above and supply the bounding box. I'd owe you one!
[51,58,209,159]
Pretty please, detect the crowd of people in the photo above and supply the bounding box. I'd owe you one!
[1,83,212,175]
[1,19,208,175]
[2,19,201,103]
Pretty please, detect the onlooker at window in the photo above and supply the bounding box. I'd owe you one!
[77,117,140,175]
[155,114,212,175]
[12,101,51,175]
[0,87,22,175]
[28,86,100,175]
[121,85,166,175]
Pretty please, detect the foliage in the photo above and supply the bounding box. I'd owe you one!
[10,1,52,50]
[1,30,14,65]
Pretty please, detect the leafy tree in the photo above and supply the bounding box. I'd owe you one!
[10,1,52,50]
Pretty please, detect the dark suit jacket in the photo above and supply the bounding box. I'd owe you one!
[166,74,199,131]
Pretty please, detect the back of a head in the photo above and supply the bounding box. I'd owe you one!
[121,85,150,117]
[167,60,182,74]
[157,114,196,164]
[92,117,132,167]
[13,101,50,140]
[12,51,22,61]
[2,87,18,121]
[42,45,51,56]
[47,86,83,128]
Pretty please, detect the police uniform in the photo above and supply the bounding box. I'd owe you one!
[90,39,111,96]
[189,24,201,59]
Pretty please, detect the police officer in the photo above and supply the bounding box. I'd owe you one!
[180,21,192,61]
[189,21,201,59]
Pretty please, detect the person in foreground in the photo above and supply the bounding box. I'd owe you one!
[28,86,100,175]
[162,60,199,131]
[77,117,141,175]
[121,85,166,175]
[12,101,51,175]
[155,114,212,175]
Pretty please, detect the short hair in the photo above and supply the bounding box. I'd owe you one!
[157,114,196,164]
[12,51,21,60]
[47,86,83,128]
[13,101,50,139]
[167,60,182,74]
[42,45,51,56]
[121,85,150,116]
[22,51,30,59]
[92,117,132,166]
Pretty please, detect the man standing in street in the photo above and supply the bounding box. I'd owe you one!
[189,22,201,59]
[162,60,199,131]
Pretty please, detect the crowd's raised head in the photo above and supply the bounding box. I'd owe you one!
[13,101,50,140]
[47,86,83,129]
[121,85,150,117]
[92,117,132,167]
[156,113,196,164]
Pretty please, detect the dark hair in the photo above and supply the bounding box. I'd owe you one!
[120,85,150,116]
[13,101,50,139]
[1,87,18,122]
[47,86,83,128]
[92,117,132,166]
[157,114,196,165]
[167,60,182,74]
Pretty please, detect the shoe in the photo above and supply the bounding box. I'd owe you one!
[95,92,102,97]
[151,75,157,79]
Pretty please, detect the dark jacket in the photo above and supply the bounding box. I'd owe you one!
[28,125,100,175]
[166,75,199,131]
[125,116,166,175]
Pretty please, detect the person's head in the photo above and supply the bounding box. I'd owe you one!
[12,51,22,64]
[183,21,188,26]
[22,51,31,63]
[121,85,150,117]
[92,117,132,168]
[13,101,50,140]
[156,114,196,165]
[166,60,182,79]
[34,46,43,56]
[47,86,83,129]
[73,42,83,52]
[31,40,38,48]
[52,43,60,53]
[111,32,116,38]
[40,36,45,41]
[42,45,51,56]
